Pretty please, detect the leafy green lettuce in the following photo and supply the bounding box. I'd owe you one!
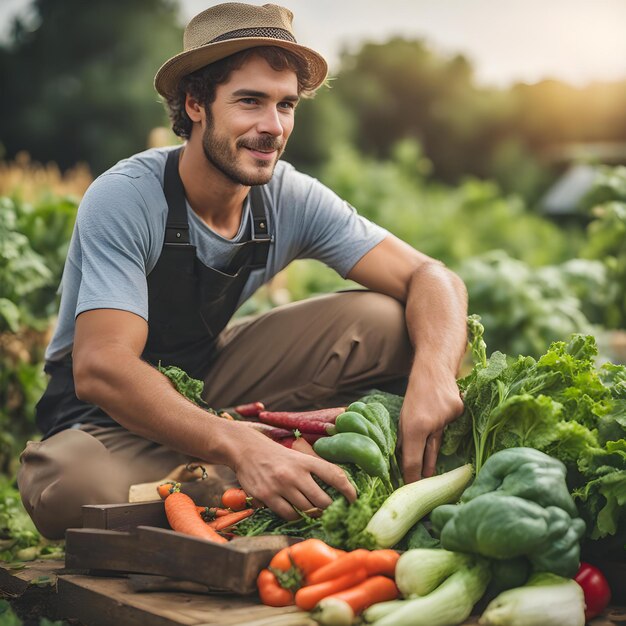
[442,316,626,544]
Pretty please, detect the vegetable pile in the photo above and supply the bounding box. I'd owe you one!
[157,321,623,623]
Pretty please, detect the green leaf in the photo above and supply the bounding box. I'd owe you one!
[0,298,21,332]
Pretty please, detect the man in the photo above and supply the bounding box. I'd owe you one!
[18,2,467,540]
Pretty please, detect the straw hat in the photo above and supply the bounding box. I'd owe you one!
[154,2,328,98]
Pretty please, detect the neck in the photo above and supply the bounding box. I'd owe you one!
[178,137,248,239]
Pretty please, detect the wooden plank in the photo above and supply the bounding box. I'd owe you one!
[56,575,312,626]
[82,500,168,531]
[64,527,295,594]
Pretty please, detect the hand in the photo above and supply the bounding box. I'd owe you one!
[231,427,357,520]
[398,368,464,482]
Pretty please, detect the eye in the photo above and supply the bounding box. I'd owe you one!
[240,97,259,105]
[278,101,296,111]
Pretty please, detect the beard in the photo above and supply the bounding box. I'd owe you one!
[201,114,284,186]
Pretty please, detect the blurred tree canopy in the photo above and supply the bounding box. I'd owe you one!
[286,39,626,202]
[1,3,625,200]
[0,0,182,175]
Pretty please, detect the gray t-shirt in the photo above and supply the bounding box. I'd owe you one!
[46,146,388,361]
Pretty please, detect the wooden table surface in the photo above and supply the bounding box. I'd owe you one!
[1,558,624,626]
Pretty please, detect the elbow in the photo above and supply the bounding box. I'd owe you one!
[72,351,99,403]
[72,348,119,404]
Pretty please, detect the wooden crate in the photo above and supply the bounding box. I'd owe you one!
[65,501,295,595]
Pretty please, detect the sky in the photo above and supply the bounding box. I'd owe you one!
[1,0,625,87]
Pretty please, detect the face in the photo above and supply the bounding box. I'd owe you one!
[197,55,299,186]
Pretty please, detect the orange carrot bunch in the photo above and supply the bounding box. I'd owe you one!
[156,482,259,543]
[256,539,400,616]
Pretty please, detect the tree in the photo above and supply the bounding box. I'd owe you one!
[0,0,182,174]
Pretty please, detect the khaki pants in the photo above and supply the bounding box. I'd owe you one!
[18,291,412,538]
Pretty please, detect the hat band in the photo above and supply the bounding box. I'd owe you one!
[208,27,297,45]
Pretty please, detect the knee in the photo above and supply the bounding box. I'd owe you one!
[321,291,412,378]
[338,292,409,352]
[17,431,128,539]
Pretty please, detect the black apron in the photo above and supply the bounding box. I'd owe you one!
[35,147,272,438]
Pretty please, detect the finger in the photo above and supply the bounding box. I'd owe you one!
[298,475,333,510]
[422,430,443,478]
[281,487,318,516]
[311,459,357,503]
[402,431,427,483]
[264,494,302,521]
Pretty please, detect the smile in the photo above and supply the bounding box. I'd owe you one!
[244,147,278,161]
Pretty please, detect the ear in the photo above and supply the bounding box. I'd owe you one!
[184,94,205,123]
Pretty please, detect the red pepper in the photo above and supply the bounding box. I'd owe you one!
[574,562,611,620]
[257,569,294,606]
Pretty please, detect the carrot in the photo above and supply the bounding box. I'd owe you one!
[279,436,297,448]
[257,569,294,607]
[235,401,265,417]
[197,506,231,521]
[300,432,326,445]
[164,491,228,543]
[221,487,249,511]
[307,549,369,585]
[270,539,341,590]
[258,407,346,432]
[292,437,321,458]
[157,481,179,500]
[311,576,399,624]
[207,508,254,530]
[295,567,368,611]
[259,414,335,435]
[364,549,400,577]
[236,421,292,440]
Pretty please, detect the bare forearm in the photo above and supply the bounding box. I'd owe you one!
[405,262,468,376]
[73,347,239,466]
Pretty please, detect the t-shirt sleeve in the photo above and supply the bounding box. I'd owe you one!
[74,173,154,321]
[286,169,388,277]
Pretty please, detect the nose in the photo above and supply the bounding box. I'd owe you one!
[257,106,284,137]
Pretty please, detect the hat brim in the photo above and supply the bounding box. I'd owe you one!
[154,38,328,99]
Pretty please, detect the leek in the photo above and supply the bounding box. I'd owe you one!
[395,548,474,597]
[365,464,473,548]
[370,559,491,626]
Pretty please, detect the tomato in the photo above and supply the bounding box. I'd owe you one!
[574,562,612,620]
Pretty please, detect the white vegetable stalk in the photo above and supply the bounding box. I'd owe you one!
[479,573,585,626]
[365,464,473,548]
[370,559,491,626]
[395,548,474,597]
[361,599,406,624]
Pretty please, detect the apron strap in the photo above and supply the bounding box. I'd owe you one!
[163,147,190,244]
[248,185,272,269]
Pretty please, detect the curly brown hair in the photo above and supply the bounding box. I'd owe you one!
[164,46,319,139]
